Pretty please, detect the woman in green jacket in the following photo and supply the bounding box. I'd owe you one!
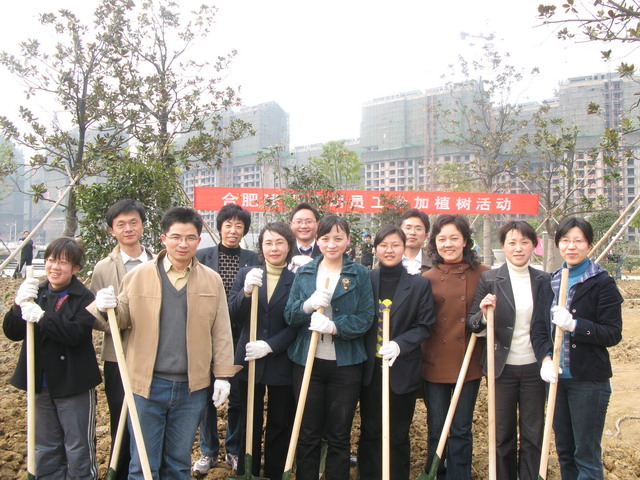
[285,214,374,480]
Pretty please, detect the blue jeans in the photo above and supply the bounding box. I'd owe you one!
[129,377,207,480]
[423,379,481,480]
[553,378,611,480]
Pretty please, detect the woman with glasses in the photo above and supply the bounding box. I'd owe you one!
[228,222,297,479]
[285,215,374,480]
[358,225,435,480]
[467,221,549,480]
[420,214,489,480]
[531,217,622,480]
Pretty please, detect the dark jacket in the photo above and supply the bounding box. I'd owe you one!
[20,238,34,263]
[530,262,623,381]
[467,264,550,377]
[228,265,297,385]
[285,254,375,367]
[363,268,435,394]
[3,276,101,398]
[293,243,322,259]
[196,245,259,273]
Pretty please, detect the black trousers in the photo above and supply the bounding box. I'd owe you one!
[292,359,362,480]
[104,361,131,480]
[358,357,417,480]
[237,381,294,479]
[495,362,545,480]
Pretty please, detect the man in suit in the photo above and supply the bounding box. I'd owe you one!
[290,203,321,258]
[193,203,259,474]
[398,209,432,274]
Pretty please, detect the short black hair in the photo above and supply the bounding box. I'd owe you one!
[555,216,594,247]
[398,209,430,233]
[257,222,297,264]
[161,207,203,235]
[374,225,406,248]
[428,214,480,267]
[44,237,85,268]
[317,215,350,238]
[216,204,251,235]
[105,199,147,228]
[290,202,320,221]
[498,220,538,247]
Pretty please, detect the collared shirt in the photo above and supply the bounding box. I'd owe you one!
[120,247,151,273]
[162,255,193,290]
[297,241,316,256]
[402,250,422,275]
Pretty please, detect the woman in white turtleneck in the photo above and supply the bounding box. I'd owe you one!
[467,221,549,480]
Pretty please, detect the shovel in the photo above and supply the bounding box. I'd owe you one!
[382,308,391,480]
[486,306,496,480]
[416,333,478,480]
[230,286,268,480]
[25,266,36,479]
[538,268,569,480]
[106,399,128,480]
[282,279,330,480]
[106,308,153,480]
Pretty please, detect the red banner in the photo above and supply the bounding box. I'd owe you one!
[194,187,539,215]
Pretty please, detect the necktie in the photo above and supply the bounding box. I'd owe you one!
[300,246,312,256]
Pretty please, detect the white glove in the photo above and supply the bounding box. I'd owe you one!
[15,278,39,305]
[245,340,273,361]
[551,305,576,332]
[540,358,562,384]
[302,288,332,314]
[21,302,44,323]
[212,379,231,407]
[309,311,336,334]
[289,255,313,273]
[243,268,264,295]
[379,341,401,366]
[96,286,117,312]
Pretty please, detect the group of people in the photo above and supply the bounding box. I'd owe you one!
[3,197,622,480]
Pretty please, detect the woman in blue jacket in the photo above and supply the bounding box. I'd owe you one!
[285,214,375,480]
[229,222,298,479]
[531,217,623,480]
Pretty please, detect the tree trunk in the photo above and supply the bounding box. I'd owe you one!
[62,188,78,238]
[482,214,492,266]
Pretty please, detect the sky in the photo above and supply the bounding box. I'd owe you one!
[1,0,637,148]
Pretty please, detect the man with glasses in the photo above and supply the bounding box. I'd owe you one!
[398,209,432,274]
[193,203,258,473]
[90,199,155,480]
[290,203,321,258]
[90,207,238,479]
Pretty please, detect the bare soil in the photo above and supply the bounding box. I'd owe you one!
[1,278,639,479]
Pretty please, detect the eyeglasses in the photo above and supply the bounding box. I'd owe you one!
[292,220,316,226]
[166,235,199,244]
[559,238,587,246]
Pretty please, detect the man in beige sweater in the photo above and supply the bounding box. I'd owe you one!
[90,207,239,480]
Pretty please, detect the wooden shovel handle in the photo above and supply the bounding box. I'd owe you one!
[538,268,569,479]
[486,306,496,480]
[382,309,391,480]
[245,286,259,455]
[25,266,36,478]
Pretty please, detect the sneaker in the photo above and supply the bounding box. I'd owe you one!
[225,453,238,471]
[192,455,218,475]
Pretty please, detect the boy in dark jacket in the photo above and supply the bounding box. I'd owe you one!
[3,237,101,479]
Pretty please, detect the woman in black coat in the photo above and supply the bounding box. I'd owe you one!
[228,222,297,480]
[357,225,435,480]
[531,217,623,480]
[467,221,548,480]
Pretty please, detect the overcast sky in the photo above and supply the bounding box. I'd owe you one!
[1,0,636,148]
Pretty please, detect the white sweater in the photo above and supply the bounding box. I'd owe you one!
[505,260,537,366]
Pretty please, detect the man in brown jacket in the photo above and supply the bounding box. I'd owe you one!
[91,199,155,480]
[90,207,239,480]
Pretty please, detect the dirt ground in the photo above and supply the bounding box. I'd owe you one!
[1,277,639,479]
